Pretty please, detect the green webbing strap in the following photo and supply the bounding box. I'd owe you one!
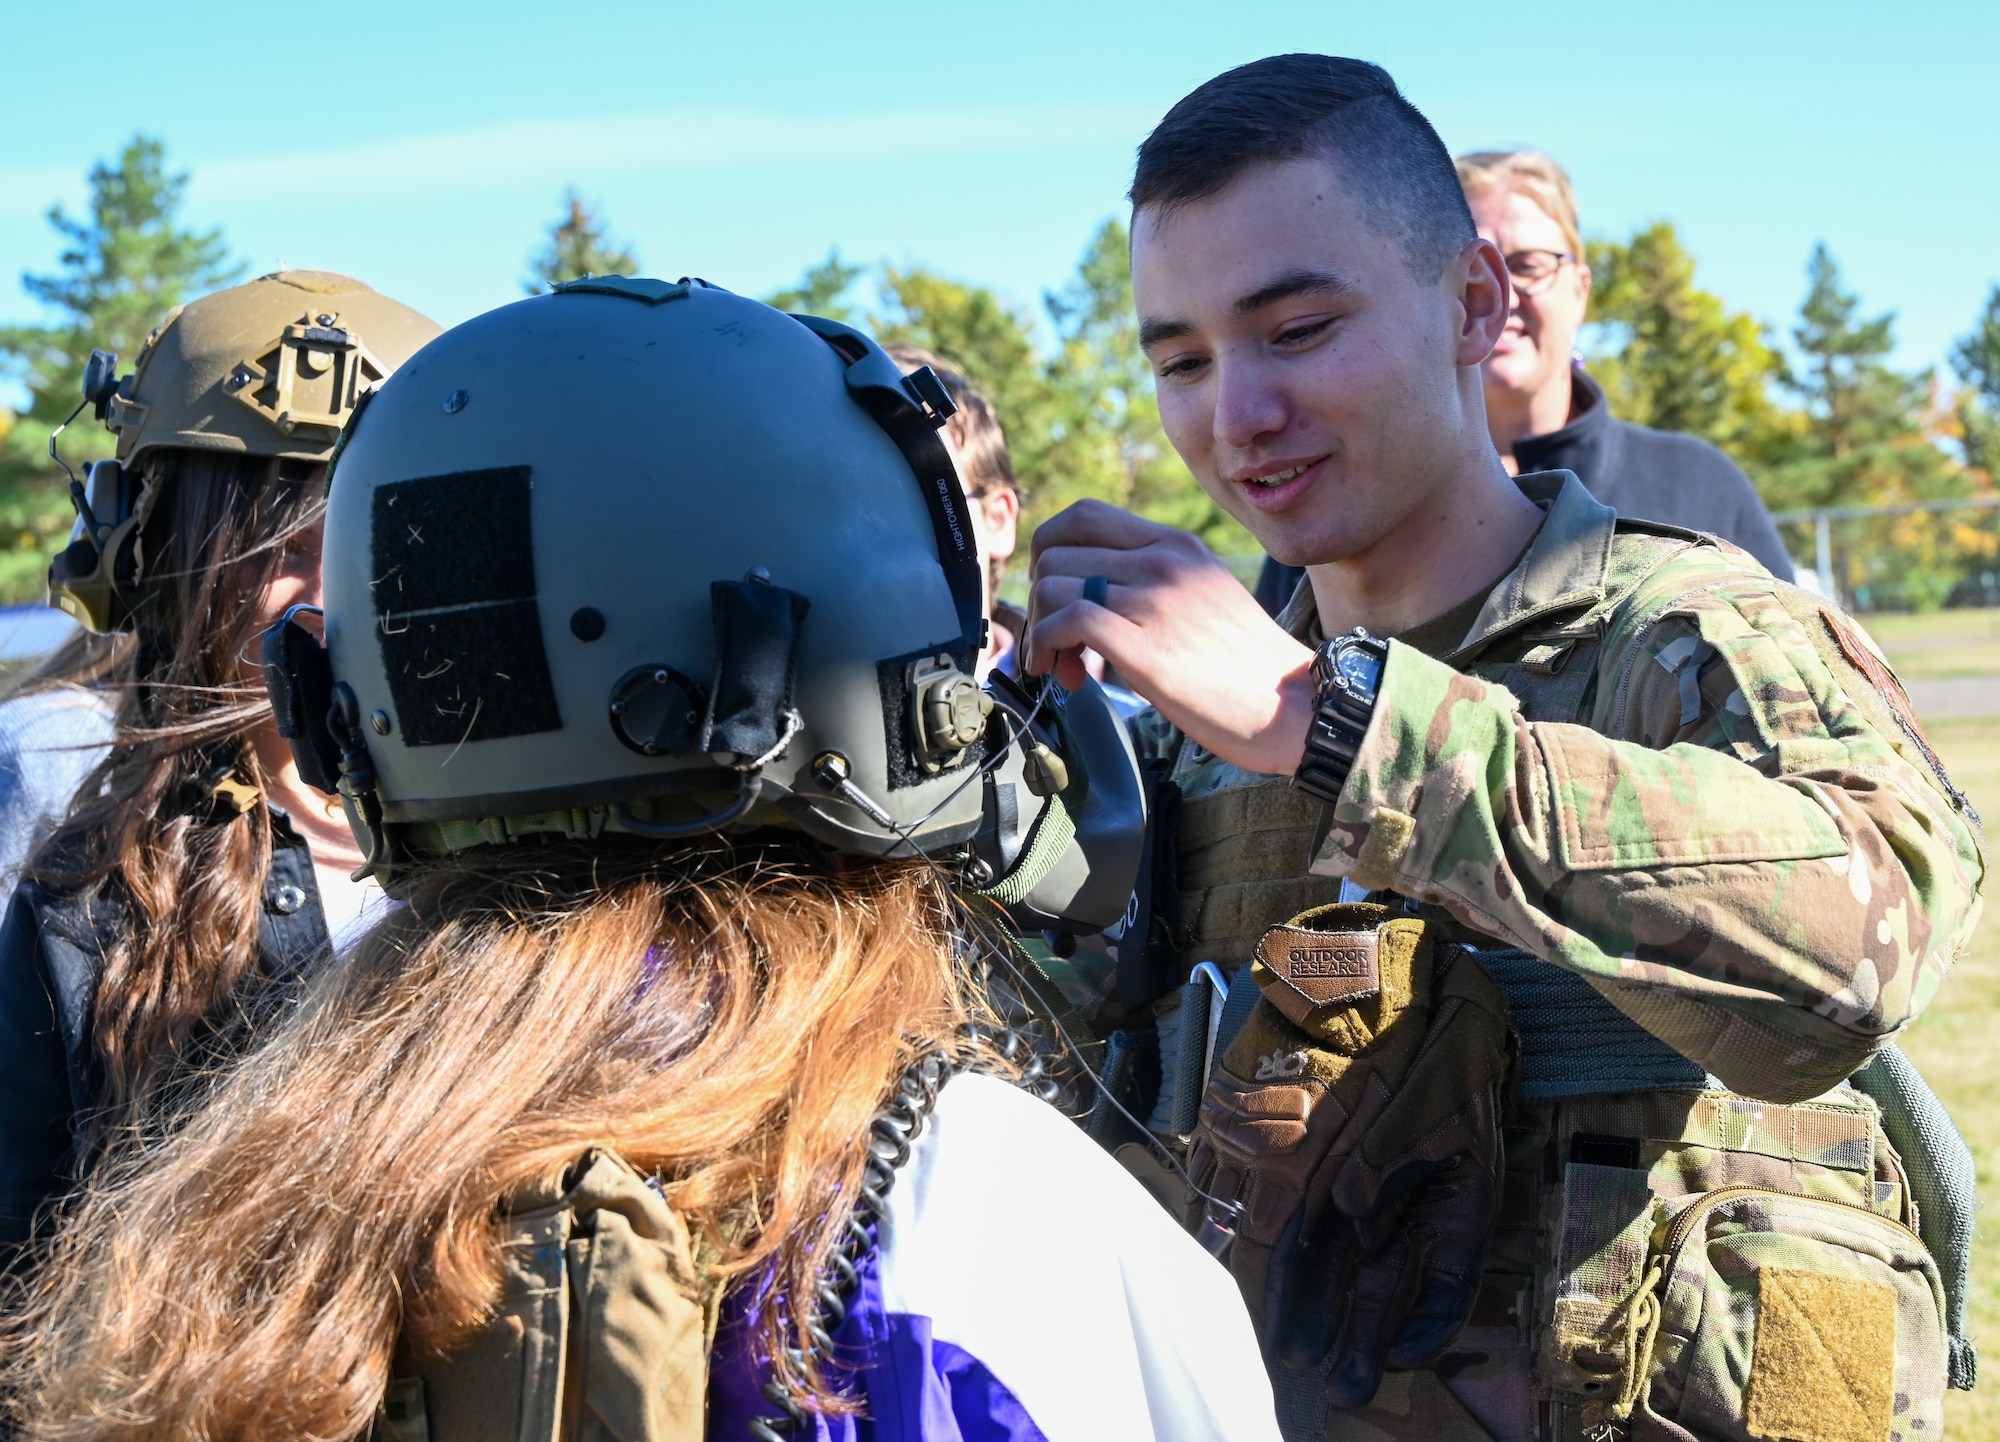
[975,787,1077,907]
[399,790,775,856]
[1850,1044,1979,1390]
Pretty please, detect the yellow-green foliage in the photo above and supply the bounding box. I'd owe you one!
[770,222,1254,559]
[0,136,241,605]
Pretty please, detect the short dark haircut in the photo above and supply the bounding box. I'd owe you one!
[1131,55,1475,281]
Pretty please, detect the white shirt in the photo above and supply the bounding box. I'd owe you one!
[873,1071,1281,1441]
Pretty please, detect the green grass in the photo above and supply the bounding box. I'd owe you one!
[1875,612,2000,1437]
[1900,719,2000,1440]
[1866,609,2000,679]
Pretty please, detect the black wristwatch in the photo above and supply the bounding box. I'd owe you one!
[1292,627,1389,805]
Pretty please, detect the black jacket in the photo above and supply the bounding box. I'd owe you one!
[1514,371,1794,581]
[1253,374,1795,614]
[0,812,331,1250]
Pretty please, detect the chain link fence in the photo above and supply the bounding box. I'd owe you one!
[1774,496,2000,613]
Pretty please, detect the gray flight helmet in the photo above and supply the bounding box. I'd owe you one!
[266,275,1143,931]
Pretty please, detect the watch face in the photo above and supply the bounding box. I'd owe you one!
[1336,645,1383,694]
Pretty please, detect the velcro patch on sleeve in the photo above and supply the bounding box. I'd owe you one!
[1253,924,1380,1030]
[1744,1265,1896,1442]
[1820,607,1974,821]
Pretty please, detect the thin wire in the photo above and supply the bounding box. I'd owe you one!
[895,684,1052,841]
[929,849,1238,1215]
[47,396,88,490]
[807,683,1049,858]
[793,677,1239,1218]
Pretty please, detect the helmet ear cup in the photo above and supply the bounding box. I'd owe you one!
[260,605,344,795]
[968,674,1147,935]
[46,460,154,633]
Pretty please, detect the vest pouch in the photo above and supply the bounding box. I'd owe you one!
[374,1149,709,1442]
[1595,1187,1947,1442]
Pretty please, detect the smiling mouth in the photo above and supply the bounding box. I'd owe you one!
[1245,461,1314,489]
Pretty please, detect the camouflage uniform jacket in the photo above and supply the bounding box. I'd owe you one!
[1125,472,1982,1442]
[1146,471,1984,1105]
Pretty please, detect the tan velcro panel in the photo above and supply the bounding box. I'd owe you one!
[1743,1267,1896,1442]
[1175,778,1347,974]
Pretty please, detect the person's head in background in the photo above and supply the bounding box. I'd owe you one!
[884,345,1024,669]
[1457,149,1592,471]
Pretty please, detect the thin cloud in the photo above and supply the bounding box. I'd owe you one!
[191,104,1158,202]
[0,103,1157,224]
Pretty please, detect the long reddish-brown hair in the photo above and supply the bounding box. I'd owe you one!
[3,837,992,1440]
[12,449,323,1120]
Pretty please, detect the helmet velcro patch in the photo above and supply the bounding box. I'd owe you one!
[373,466,562,746]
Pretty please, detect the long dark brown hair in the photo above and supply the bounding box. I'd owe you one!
[4,840,992,1440]
[13,448,323,1118]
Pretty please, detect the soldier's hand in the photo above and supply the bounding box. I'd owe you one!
[1025,501,1315,777]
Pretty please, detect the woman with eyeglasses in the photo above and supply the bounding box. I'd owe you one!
[1455,148,1793,579]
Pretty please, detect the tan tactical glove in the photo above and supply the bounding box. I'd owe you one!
[1186,904,1514,1408]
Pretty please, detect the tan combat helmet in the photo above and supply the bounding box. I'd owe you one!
[49,270,442,631]
[107,269,441,464]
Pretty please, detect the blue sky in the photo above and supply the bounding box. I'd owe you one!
[0,0,1991,385]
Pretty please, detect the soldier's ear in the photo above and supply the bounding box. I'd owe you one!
[1455,237,1510,366]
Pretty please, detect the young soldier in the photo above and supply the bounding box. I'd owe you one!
[1027,54,1982,1442]
[1262,147,1795,611]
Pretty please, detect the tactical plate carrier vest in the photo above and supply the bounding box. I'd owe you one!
[1153,523,1974,1441]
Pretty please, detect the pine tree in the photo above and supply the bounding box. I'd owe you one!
[524,191,638,294]
[1950,284,2000,477]
[762,250,863,322]
[0,136,240,602]
[1583,222,1792,467]
[1769,245,1978,607]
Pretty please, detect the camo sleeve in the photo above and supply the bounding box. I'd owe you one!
[1309,581,1986,1103]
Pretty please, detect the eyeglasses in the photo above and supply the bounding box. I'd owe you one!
[1504,249,1576,298]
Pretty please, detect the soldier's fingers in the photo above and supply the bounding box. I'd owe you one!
[1026,572,1128,620]
[1027,499,1179,566]
[1032,533,1209,592]
[1022,592,1138,678]
[1030,543,1158,585]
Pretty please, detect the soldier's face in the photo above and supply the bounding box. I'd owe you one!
[1133,157,1497,568]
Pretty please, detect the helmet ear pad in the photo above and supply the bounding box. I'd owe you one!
[46,460,158,633]
[968,674,1146,935]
